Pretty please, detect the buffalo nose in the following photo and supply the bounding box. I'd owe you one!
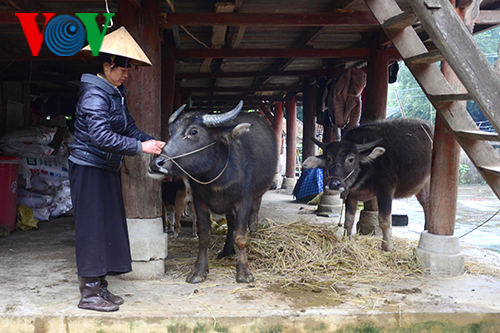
[155,157,167,168]
[330,179,342,189]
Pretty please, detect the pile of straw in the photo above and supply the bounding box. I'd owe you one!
[247,219,425,286]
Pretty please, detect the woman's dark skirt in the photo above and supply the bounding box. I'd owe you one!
[69,161,132,277]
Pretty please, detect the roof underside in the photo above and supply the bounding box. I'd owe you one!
[0,0,500,112]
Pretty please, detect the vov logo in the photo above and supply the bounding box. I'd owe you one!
[15,13,115,57]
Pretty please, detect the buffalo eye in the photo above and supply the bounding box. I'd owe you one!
[346,156,355,164]
[326,156,332,163]
[185,127,198,138]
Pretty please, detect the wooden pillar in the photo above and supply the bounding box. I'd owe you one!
[273,103,284,156]
[302,77,316,160]
[322,126,335,143]
[363,34,389,123]
[161,40,176,141]
[427,3,463,235]
[117,0,162,219]
[361,35,389,213]
[285,97,297,178]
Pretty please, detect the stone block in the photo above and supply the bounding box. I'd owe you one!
[415,231,464,276]
[121,260,165,280]
[281,177,297,190]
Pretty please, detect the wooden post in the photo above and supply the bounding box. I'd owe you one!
[302,77,316,160]
[117,0,162,219]
[161,40,176,141]
[427,3,463,235]
[359,34,388,227]
[273,103,284,156]
[363,35,389,123]
[285,97,297,178]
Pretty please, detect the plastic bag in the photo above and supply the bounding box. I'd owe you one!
[210,215,228,235]
[0,126,57,145]
[17,188,53,208]
[32,207,51,221]
[16,204,39,231]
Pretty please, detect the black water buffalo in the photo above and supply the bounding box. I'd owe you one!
[148,101,278,283]
[303,118,433,251]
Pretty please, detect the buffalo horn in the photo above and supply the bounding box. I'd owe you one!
[355,137,383,152]
[202,100,243,127]
[169,104,186,125]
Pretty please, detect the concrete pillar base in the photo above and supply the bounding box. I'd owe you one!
[273,173,283,189]
[122,260,165,280]
[281,176,296,190]
[317,190,342,215]
[415,231,464,276]
[356,210,382,236]
[122,217,167,280]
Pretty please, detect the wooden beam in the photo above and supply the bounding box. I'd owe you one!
[2,0,25,12]
[0,11,108,23]
[189,94,287,102]
[176,48,400,59]
[180,85,302,93]
[177,48,371,59]
[162,12,379,27]
[382,9,418,30]
[178,69,326,80]
[476,10,500,24]
[127,0,141,8]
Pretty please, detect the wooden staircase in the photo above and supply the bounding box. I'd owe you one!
[364,0,500,200]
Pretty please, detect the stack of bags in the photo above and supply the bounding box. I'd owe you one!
[17,174,72,221]
[0,123,73,221]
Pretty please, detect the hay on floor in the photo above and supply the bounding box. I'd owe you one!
[247,218,424,286]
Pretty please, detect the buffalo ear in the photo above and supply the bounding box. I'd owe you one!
[303,156,325,169]
[311,137,326,149]
[360,147,385,164]
[219,123,251,144]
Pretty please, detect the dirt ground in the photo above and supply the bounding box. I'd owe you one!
[1,186,500,332]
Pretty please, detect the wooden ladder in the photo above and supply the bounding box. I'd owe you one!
[364,0,500,200]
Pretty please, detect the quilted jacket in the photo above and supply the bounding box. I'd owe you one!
[69,74,154,172]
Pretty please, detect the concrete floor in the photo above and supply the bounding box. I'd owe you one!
[1,186,500,332]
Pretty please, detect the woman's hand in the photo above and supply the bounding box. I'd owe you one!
[142,140,166,155]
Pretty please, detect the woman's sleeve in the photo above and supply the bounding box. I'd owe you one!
[81,91,142,156]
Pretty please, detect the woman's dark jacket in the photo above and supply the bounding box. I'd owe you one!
[69,74,154,172]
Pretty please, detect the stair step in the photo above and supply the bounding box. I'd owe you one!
[428,93,472,102]
[405,49,444,65]
[455,130,500,141]
[478,165,500,175]
[383,9,418,30]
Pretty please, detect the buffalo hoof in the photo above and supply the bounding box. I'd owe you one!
[217,247,236,259]
[186,272,207,284]
[381,240,394,252]
[186,267,209,284]
[236,272,254,283]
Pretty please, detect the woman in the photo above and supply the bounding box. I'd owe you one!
[69,34,164,311]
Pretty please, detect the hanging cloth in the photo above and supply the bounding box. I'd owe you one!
[331,67,367,129]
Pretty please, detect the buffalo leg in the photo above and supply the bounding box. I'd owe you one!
[415,181,430,230]
[377,194,394,251]
[218,209,236,259]
[189,201,198,237]
[343,196,358,236]
[186,202,211,283]
[248,195,262,233]
[173,190,186,238]
[234,200,254,283]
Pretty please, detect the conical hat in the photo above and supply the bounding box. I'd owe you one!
[81,26,152,66]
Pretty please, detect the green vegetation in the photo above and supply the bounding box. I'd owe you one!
[387,26,500,125]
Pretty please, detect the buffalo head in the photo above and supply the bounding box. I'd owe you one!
[303,137,384,192]
[148,100,251,180]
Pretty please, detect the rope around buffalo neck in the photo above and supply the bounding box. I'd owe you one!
[159,142,230,185]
